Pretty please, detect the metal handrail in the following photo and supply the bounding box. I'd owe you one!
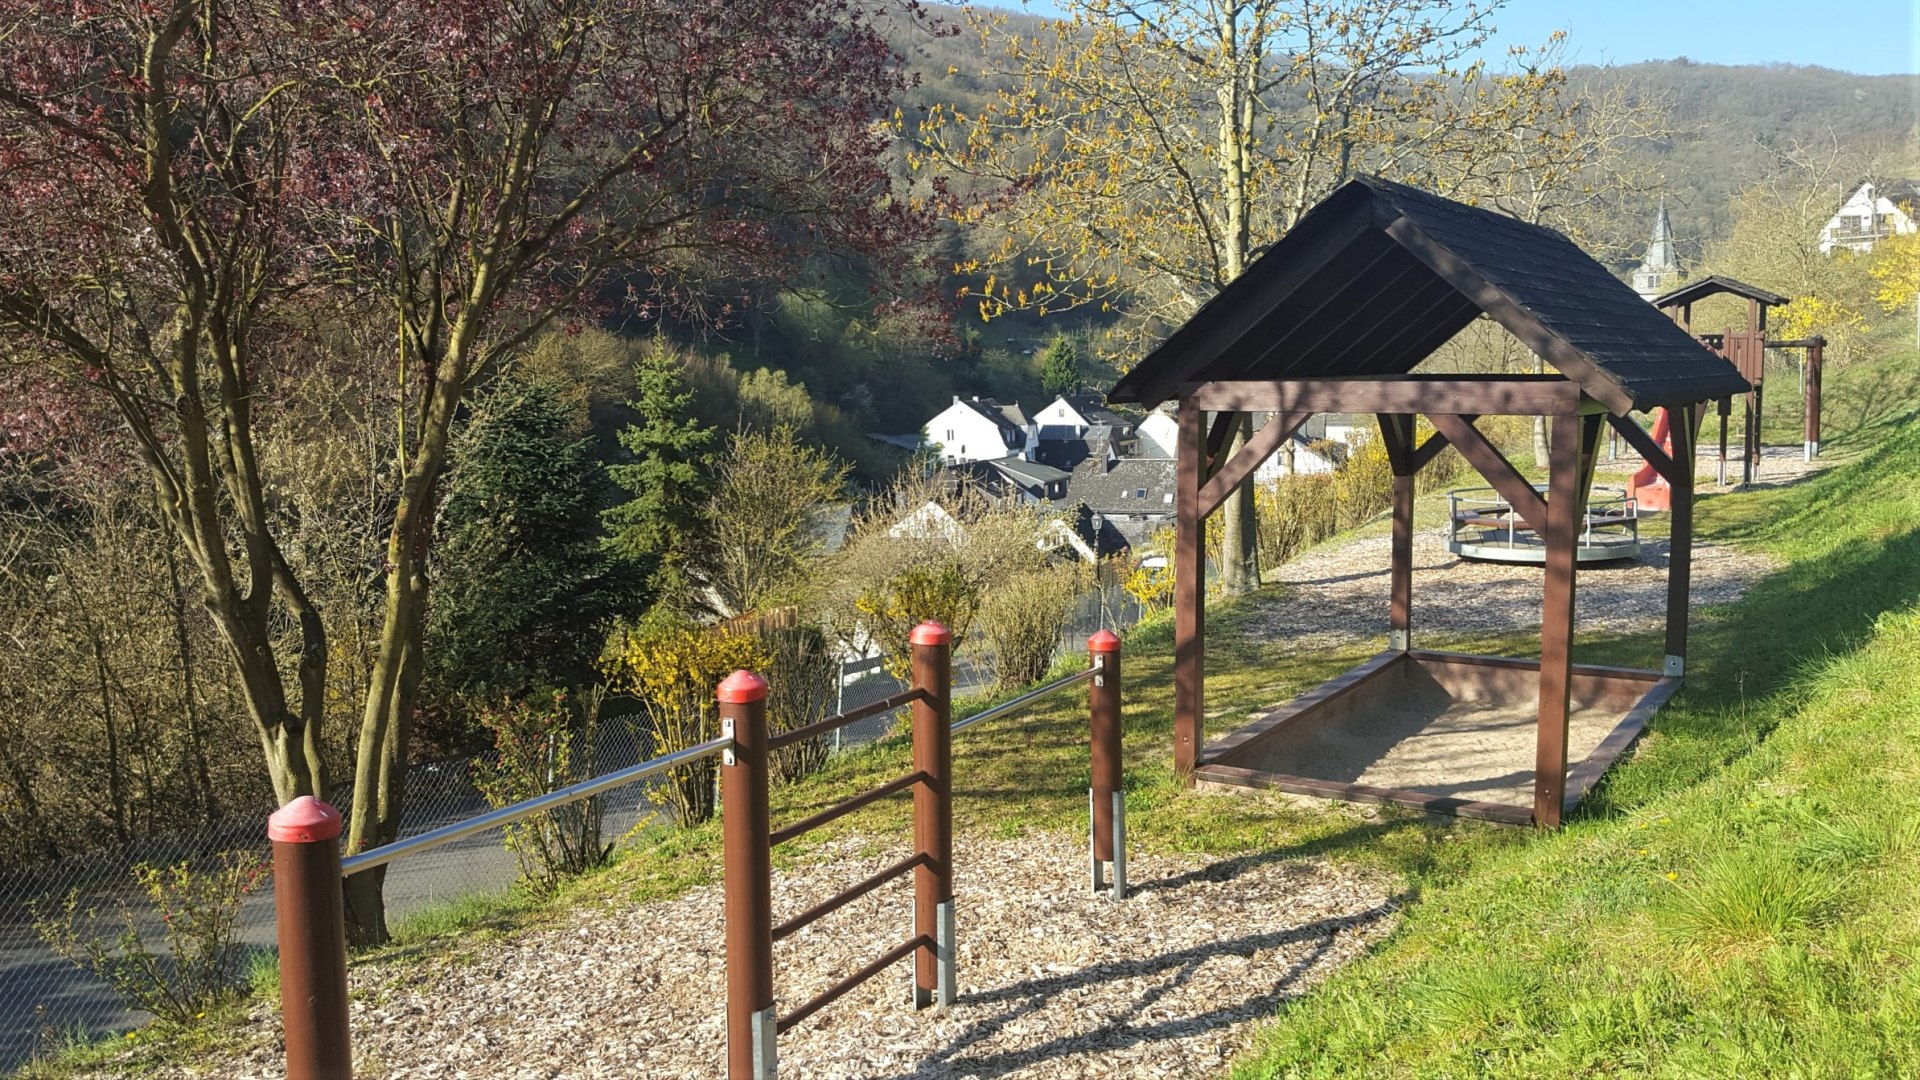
[950,662,1100,735]
[341,735,733,876]
[768,687,928,750]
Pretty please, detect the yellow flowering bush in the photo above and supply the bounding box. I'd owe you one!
[853,564,979,680]
[601,619,768,825]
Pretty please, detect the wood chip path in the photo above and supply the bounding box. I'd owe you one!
[106,832,1396,1079]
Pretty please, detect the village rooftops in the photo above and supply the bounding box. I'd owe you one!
[1108,175,1750,414]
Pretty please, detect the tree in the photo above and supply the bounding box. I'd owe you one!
[605,342,718,603]
[0,0,930,942]
[426,380,629,715]
[1039,335,1081,397]
[696,427,851,618]
[1868,232,1920,346]
[0,2,343,805]
[921,0,1573,595]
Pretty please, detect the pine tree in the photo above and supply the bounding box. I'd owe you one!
[604,340,718,600]
[428,380,630,704]
[1039,335,1080,398]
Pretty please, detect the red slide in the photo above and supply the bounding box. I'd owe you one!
[1627,408,1672,512]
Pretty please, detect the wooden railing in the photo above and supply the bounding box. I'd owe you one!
[266,620,1125,1080]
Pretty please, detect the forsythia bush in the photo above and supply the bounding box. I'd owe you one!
[853,564,980,680]
[601,620,768,825]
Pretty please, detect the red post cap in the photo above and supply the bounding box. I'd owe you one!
[909,621,952,646]
[267,796,342,844]
[717,669,769,704]
[1088,629,1122,653]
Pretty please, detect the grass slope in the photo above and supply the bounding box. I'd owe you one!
[1235,413,1920,1077]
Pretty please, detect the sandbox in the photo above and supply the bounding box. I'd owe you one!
[1194,650,1678,825]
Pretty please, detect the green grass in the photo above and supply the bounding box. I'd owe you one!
[1230,374,1920,1077]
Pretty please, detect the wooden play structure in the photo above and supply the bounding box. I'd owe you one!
[1107,177,1749,828]
[1652,276,1827,484]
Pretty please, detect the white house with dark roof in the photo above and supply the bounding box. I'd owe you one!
[1821,180,1920,255]
[1136,406,1348,479]
[923,396,1031,464]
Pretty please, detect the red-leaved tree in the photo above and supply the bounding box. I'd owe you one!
[0,0,930,942]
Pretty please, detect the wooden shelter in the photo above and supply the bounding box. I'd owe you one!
[1108,177,1751,828]
[1652,277,1827,479]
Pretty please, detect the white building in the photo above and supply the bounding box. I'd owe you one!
[922,396,1030,464]
[1820,180,1920,256]
[1135,407,1348,479]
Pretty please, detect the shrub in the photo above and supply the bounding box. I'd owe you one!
[978,564,1084,689]
[600,618,768,825]
[854,564,981,680]
[746,615,840,785]
[34,852,268,1028]
[470,689,611,897]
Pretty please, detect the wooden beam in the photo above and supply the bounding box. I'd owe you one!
[1410,430,1452,473]
[1424,413,1549,536]
[1186,375,1583,416]
[1534,413,1583,829]
[1198,412,1310,518]
[1204,410,1237,474]
[1665,410,1697,672]
[1607,413,1679,486]
[1382,414,1416,649]
[1174,398,1207,782]
[1385,216,1637,416]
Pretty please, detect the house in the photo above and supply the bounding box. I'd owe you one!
[951,456,1073,505]
[1137,406,1347,479]
[1062,456,1178,551]
[1030,394,1134,441]
[923,396,1031,464]
[1820,180,1920,255]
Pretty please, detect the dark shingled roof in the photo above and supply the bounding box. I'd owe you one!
[1108,176,1750,414]
[1651,275,1791,311]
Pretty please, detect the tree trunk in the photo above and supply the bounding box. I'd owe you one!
[1218,416,1261,595]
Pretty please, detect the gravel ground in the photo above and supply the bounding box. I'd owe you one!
[1249,531,1770,651]
[99,832,1397,1080]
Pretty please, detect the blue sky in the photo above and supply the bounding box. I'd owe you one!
[1007,1,1920,77]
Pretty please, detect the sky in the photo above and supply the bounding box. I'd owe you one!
[1009,1,1920,77]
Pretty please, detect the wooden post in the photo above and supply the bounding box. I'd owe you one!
[1173,397,1206,781]
[1805,338,1824,460]
[1087,630,1125,899]
[909,622,954,1009]
[1379,414,1415,651]
[270,797,351,1080]
[1664,412,1698,677]
[1534,414,1581,828]
[1717,398,1730,486]
[719,670,775,1079]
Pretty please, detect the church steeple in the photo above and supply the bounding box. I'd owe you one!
[1633,198,1682,300]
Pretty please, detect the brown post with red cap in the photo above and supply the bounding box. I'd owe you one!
[719,669,775,1079]
[1087,630,1126,898]
[909,621,954,1009]
[270,796,352,1080]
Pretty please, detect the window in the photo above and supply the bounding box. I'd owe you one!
[945,429,954,441]
[1135,488,1147,498]
[1164,493,1175,504]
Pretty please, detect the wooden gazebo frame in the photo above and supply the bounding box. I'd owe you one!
[1652,276,1827,480]
[1110,178,1751,828]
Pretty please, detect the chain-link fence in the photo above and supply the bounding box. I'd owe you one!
[0,583,1142,1073]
